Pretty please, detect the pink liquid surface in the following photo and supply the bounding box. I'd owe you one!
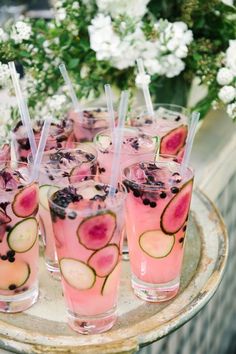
[69,108,118,143]
[129,106,189,161]
[95,127,158,183]
[13,119,74,163]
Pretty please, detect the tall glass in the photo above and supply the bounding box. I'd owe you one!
[68,106,117,143]
[123,159,194,302]
[128,104,190,161]
[12,118,74,163]
[48,176,126,334]
[0,161,39,312]
[35,145,97,277]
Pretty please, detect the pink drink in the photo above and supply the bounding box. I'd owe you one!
[0,162,39,312]
[123,159,194,302]
[129,104,189,161]
[49,178,126,334]
[38,146,97,276]
[94,127,159,184]
[0,144,11,163]
[68,107,118,143]
[13,118,74,163]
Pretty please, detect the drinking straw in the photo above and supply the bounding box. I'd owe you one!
[31,116,52,181]
[136,58,154,117]
[108,90,129,198]
[9,61,37,161]
[59,63,83,121]
[180,111,200,176]
[104,84,115,132]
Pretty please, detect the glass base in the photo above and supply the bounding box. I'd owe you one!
[67,307,117,334]
[131,274,180,302]
[45,258,61,280]
[0,284,38,313]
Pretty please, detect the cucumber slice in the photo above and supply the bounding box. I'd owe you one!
[7,217,38,253]
[0,260,30,290]
[101,263,121,296]
[139,230,175,258]
[39,184,59,210]
[60,258,96,290]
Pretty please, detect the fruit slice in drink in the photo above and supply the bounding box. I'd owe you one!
[12,183,38,218]
[88,244,119,278]
[139,230,175,258]
[161,180,193,235]
[60,258,96,290]
[7,217,38,253]
[77,212,116,250]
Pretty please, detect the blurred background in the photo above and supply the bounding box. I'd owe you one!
[0,0,53,24]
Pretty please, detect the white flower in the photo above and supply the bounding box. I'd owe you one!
[135,73,151,88]
[217,67,234,85]
[226,40,236,75]
[96,0,150,18]
[0,28,8,42]
[227,102,236,119]
[89,15,192,77]
[47,94,67,112]
[89,14,145,69]
[0,63,10,84]
[11,21,32,44]
[218,85,235,103]
[72,2,80,10]
[221,0,234,6]
[55,7,66,23]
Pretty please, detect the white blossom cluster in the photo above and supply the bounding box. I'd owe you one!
[34,94,69,122]
[216,40,236,119]
[89,14,193,78]
[0,62,10,86]
[96,0,150,18]
[11,21,32,44]
[0,28,8,42]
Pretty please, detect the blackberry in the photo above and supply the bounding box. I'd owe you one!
[9,284,17,290]
[171,187,179,194]
[143,198,150,205]
[133,189,141,197]
[160,191,167,199]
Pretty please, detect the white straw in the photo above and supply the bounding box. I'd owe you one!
[9,62,37,161]
[136,58,154,117]
[59,63,83,121]
[31,116,52,181]
[104,84,115,132]
[180,111,200,176]
[108,90,129,197]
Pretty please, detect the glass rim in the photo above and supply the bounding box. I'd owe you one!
[122,159,194,191]
[48,179,127,216]
[93,127,159,153]
[0,160,36,190]
[28,145,98,172]
[130,103,191,117]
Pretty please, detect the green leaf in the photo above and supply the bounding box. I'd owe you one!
[68,58,79,69]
